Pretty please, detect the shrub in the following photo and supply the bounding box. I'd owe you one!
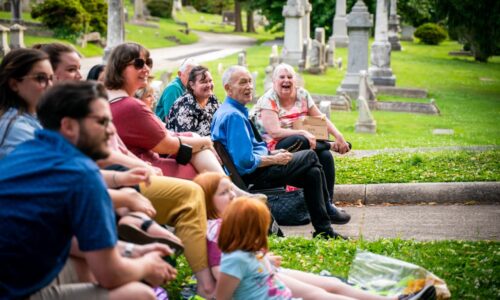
[414,23,447,45]
[80,0,108,36]
[31,0,89,40]
[146,0,172,19]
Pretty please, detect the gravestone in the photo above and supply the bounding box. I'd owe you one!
[306,28,326,74]
[282,0,305,66]
[369,0,396,86]
[134,0,144,20]
[388,0,402,51]
[238,51,247,67]
[301,0,312,48]
[251,71,258,99]
[173,0,182,12]
[264,46,280,91]
[337,0,372,99]
[355,71,377,133]
[0,25,10,57]
[104,0,125,62]
[222,11,235,24]
[329,0,349,48]
[9,24,26,49]
[298,41,309,72]
[319,100,332,119]
[401,25,415,41]
[358,70,378,104]
[326,39,336,67]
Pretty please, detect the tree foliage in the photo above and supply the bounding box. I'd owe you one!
[397,0,439,27]
[436,0,500,62]
[146,0,173,18]
[31,0,107,40]
[189,0,232,14]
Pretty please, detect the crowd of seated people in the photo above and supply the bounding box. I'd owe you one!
[0,41,438,300]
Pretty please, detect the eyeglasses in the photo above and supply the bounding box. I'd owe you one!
[128,58,153,70]
[86,115,112,128]
[21,73,53,87]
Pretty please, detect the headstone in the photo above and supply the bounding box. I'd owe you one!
[369,0,396,86]
[251,71,258,99]
[104,0,125,62]
[282,0,305,66]
[358,70,377,103]
[0,25,10,57]
[432,129,454,135]
[329,0,349,48]
[9,24,26,49]
[217,62,224,75]
[21,0,31,12]
[388,0,402,51]
[319,100,332,119]
[337,1,372,99]
[134,0,144,20]
[298,41,309,72]
[326,39,336,67]
[301,0,312,47]
[238,51,247,67]
[306,27,326,74]
[401,25,415,41]
[160,71,172,90]
[264,46,280,92]
[222,11,235,24]
[173,0,182,12]
[355,71,377,133]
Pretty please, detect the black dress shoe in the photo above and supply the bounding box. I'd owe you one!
[329,208,351,225]
[313,228,348,240]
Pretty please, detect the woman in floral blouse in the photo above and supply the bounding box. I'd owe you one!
[166,65,220,136]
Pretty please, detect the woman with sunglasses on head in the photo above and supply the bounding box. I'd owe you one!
[0,48,54,159]
[33,42,83,82]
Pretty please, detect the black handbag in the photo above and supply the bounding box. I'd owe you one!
[267,189,311,226]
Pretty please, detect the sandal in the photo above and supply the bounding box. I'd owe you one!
[118,214,184,256]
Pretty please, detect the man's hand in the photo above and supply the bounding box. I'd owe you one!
[271,151,293,165]
[116,167,151,187]
[141,251,177,286]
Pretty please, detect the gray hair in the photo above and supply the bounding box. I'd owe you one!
[222,65,249,87]
[179,58,199,73]
[272,63,296,81]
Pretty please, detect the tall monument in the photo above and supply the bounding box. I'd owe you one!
[282,0,305,66]
[104,0,125,62]
[329,0,349,48]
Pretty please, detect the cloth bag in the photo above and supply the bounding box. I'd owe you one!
[266,189,311,226]
[348,250,451,299]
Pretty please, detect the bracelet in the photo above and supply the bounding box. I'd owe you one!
[123,242,134,257]
[112,172,119,188]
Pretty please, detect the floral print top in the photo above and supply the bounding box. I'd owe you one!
[166,92,220,136]
[251,87,315,150]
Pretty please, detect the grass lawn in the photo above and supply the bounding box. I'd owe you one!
[166,238,499,299]
[201,40,500,150]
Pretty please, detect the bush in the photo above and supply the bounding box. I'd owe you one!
[81,0,108,36]
[414,23,447,45]
[31,0,89,39]
[146,0,172,19]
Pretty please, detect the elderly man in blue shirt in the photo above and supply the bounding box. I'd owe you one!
[211,65,350,239]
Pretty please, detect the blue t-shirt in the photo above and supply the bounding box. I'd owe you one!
[0,107,42,159]
[220,250,292,300]
[0,129,117,299]
[211,97,269,175]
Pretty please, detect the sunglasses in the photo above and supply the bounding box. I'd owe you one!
[128,57,153,70]
[22,73,53,87]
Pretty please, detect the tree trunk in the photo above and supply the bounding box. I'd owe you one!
[246,8,255,33]
[234,1,243,32]
[10,0,22,23]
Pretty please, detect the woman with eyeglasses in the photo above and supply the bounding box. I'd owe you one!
[0,48,54,159]
[33,43,83,82]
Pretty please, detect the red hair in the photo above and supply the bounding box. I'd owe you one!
[218,197,270,253]
[193,172,228,219]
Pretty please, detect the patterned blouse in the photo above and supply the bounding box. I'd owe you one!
[166,92,220,136]
[251,87,315,150]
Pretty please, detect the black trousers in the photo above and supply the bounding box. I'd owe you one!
[242,150,332,232]
[275,135,335,200]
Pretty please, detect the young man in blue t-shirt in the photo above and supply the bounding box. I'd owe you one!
[0,82,175,300]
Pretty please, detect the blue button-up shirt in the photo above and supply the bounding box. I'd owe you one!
[211,97,268,175]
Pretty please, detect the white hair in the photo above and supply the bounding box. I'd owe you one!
[272,63,296,81]
[221,65,249,87]
[179,58,199,73]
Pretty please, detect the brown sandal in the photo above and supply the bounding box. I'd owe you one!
[118,214,184,256]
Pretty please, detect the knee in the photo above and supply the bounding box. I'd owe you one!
[119,282,156,300]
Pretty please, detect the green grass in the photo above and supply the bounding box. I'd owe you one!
[166,238,500,299]
[198,40,500,150]
[336,150,500,184]
[173,8,282,44]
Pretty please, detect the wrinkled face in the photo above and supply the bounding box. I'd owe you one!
[225,70,253,105]
[76,99,115,160]
[122,52,151,93]
[54,51,82,81]
[180,65,194,86]
[213,178,236,215]
[273,68,295,98]
[10,59,54,113]
[190,71,214,101]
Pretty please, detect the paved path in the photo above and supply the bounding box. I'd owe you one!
[80,31,257,78]
[281,204,500,241]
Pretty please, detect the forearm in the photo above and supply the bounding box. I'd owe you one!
[107,188,132,209]
[179,136,211,153]
[268,126,308,141]
[258,155,277,168]
[326,119,344,141]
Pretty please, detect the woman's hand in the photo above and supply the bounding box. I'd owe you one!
[300,130,317,149]
[121,187,157,217]
[331,135,350,154]
[114,167,152,187]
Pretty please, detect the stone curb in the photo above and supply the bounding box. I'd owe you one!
[333,182,500,204]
